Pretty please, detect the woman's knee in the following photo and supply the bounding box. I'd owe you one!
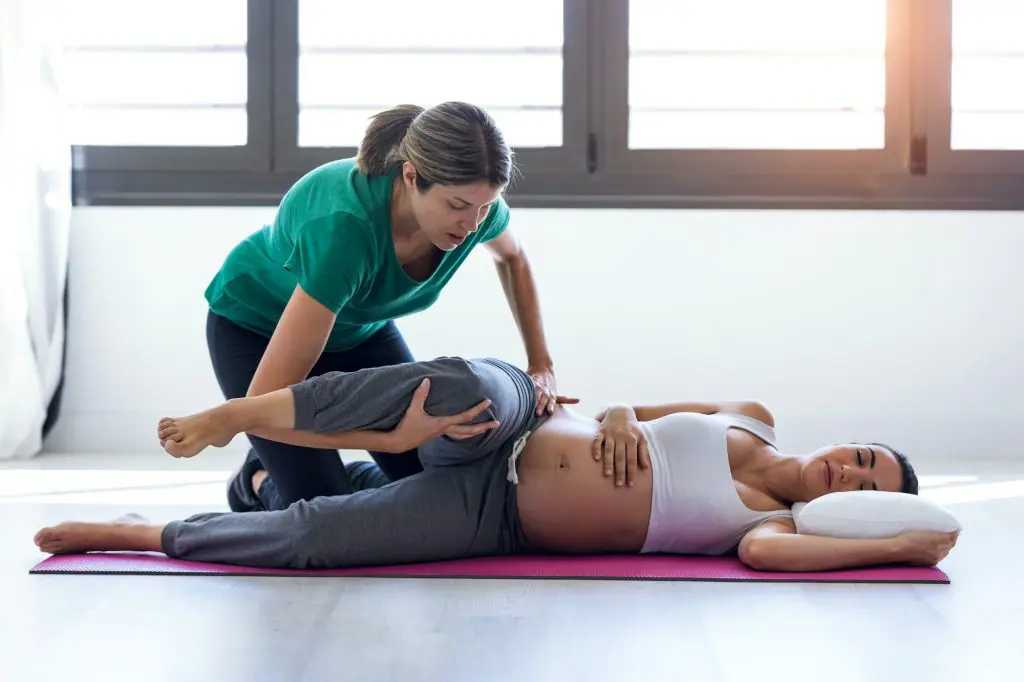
[427,357,532,427]
[422,357,492,417]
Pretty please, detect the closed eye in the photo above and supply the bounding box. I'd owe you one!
[855,447,877,469]
[856,448,878,491]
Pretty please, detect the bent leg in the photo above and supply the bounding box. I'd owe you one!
[293,357,539,467]
[206,314,424,510]
[307,320,424,483]
[206,311,357,509]
[160,456,514,570]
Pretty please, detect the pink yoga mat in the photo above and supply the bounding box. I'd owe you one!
[30,553,950,583]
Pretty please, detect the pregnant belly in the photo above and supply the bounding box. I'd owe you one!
[513,408,653,553]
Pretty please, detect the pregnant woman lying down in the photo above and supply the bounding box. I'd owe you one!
[34,357,958,572]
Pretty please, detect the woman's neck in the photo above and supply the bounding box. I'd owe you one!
[387,178,436,266]
[750,450,807,505]
[390,179,420,239]
[389,179,434,265]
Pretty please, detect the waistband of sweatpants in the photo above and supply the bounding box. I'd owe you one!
[479,360,557,554]
[472,359,542,483]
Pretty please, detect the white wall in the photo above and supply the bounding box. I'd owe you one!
[43,206,1024,461]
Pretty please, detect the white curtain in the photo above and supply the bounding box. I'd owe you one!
[0,0,71,459]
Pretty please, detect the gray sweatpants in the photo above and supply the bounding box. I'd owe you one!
[161,357,546,569]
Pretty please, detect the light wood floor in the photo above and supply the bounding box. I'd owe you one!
[1,451,1022,682]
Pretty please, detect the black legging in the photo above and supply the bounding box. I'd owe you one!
[205,310,424,509]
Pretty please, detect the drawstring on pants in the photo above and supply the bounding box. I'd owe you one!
[506,430,532,484]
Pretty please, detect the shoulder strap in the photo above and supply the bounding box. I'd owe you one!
[717,412,778,446]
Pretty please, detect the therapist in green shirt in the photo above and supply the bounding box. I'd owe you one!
[202,101,568,512]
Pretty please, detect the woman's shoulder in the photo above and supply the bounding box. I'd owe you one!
[477,195,512,243]
[282,157,392,223]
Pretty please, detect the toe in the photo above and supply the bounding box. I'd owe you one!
[159,429,184,444]
[164,441,186,458]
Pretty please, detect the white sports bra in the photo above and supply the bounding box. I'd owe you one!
[639,411,793,556]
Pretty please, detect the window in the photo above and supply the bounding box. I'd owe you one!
[271,0,583,197]
[65,0,1024,209]
[627,0,888,151]
[296,0,563,150]
[594,0,906,199]
[951,0,1024,150]
[58,0,249,147]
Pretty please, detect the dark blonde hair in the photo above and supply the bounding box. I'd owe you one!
[355,102,514,190]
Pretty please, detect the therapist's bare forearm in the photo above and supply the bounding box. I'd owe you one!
[495,252,553,369]
[247,331,325,397]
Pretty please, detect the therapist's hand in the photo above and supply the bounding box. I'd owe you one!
[527,365,578,416]
[389,378,499,452]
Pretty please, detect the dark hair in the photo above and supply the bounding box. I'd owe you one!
[355,101,515,191]
[868,441,918,495]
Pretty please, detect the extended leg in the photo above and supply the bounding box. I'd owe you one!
[34,514,165,555]
[158,357,539,467]
[36,455,517,570]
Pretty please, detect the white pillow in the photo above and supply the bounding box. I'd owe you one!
[792,491,962,539]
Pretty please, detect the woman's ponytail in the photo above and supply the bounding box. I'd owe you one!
[355,103,425,175]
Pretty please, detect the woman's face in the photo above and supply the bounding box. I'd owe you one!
[798,443,904,501]
[401,164,503,251]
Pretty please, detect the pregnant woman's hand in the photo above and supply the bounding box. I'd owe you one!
[389,378,500,452]
[893,530,960,566]
[593,404,650,487]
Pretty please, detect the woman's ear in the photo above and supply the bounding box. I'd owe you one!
[401,161,418,188]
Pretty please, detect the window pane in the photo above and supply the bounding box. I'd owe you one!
[68,108,247,147]
[951,1,1024,150]
[57,0,247,47]
[631,56,884,111]
[952,0,1021,52]
[299,0,561,49]
[300,108,561,149]
[629,112,883,151]
[629,0,887,150]
[57,0,247,147]
[299,54,560,109]
[297,0,563,148]
[62,53,246,107]
[630,0,885,52]
[951,114,1024,151]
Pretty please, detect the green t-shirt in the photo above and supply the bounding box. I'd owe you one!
[204,157,510,351]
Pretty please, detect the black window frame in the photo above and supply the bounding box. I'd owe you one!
[72,0,1024,210]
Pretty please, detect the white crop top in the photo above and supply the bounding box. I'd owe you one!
[638,411,793,556]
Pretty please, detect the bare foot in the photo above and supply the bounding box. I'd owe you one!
[157,402,239,458]
[34,514,163,555]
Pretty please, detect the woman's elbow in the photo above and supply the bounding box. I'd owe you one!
[737,539,784,572]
